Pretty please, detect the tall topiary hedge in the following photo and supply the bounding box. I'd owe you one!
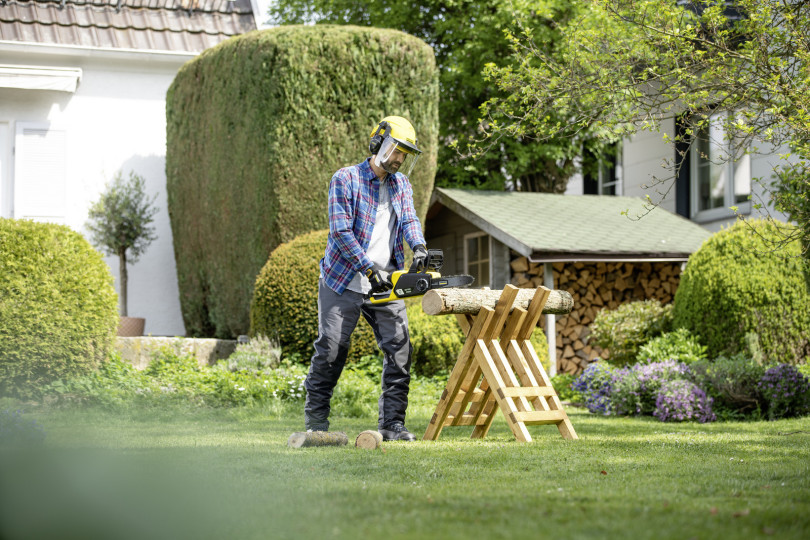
[166,25,439,338]
[0,219,119,397]
[672,219,810,363]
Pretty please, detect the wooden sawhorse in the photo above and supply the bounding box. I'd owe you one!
[423,285,578,442]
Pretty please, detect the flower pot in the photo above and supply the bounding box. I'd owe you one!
[118,316,145,337]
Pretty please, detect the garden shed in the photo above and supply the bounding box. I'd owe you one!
[424,188,712,374]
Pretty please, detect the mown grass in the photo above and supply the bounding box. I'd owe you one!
[2,388,809,540]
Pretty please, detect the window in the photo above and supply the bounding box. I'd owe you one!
[690,113,751,221]
[464,232,490,288]
[583,142,622,196]
[14,123,67,224]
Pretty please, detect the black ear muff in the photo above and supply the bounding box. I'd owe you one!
[369,121,391,155]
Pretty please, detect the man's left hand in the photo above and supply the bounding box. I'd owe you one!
[413,244,428,271]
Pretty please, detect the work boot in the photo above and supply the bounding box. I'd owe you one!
[379,422,416,442]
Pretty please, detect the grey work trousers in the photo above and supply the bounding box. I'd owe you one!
[304,278,413,431]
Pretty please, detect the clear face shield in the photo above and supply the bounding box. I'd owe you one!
[374,136,420,177]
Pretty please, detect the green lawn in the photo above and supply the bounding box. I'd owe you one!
[2,395,809,540]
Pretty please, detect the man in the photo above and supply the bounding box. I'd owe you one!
[304,116,429,442]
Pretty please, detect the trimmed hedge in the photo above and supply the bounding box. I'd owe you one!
[673,219,810,363]
[251,229,550,376]
[589,300,673,366]
[0,219,119,397]
[166,25,439,338]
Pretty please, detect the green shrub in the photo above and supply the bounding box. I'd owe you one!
[407,299,465,377]
[672,219,810,363]
[688,355,766,419]
[44,349,311,410]
[166,25,439,338]
[551,373,583,403]
[636,328,707,365]
[0,219,119,398]
[589,300,673,366]
[225,335,282,372]
[250,230,379,364]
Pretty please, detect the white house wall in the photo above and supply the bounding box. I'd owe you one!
[621,119,677,214]
[621,121,790,233]
[0,47,193,336]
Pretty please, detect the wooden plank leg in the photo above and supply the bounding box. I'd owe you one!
[473,339,532,442]
[520,340,579,440]
[423,309,494,440]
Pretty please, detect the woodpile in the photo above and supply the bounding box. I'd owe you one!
[510,257,682,375]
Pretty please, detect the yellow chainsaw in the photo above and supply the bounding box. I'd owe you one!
[367,249,474,304]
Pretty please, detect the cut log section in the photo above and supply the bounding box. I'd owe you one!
[287,431,349,448]
[355,430,384,449]
[422,287,573,316]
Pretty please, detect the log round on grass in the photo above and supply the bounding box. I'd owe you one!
[422,288,573,316]
[287,431,348,448]
[355,430,383,449]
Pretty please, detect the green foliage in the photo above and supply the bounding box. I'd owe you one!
[166,25,439,338]
[43,349,312,410]
[269,0,593,193]
[406,299,464,377]
[85,169,158,316]
[673,219,810,363]
[250,230,379,364]
[85,170,158,263]
[770,160,810,262]
[688,355,766,420]
[589,300,673,366]
[226,335,282,372]
[636,328,708,365]
[0,219,119,398]
[550,373,584,403]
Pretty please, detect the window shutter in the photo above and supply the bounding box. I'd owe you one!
[14,124,67,224]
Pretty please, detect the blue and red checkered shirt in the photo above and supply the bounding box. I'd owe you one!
[321,158,426,294]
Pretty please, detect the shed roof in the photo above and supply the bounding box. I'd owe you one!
[0,0,256,53]
[428,188,712,262]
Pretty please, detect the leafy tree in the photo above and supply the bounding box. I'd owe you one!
[478,0,810,259]
[86,170,158,316]
[268,0,602,192]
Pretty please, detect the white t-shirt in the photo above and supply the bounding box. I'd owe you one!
[346,179,396,294]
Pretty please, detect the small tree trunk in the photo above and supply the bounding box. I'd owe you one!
[287,431,349,448]
[119,248,128,317]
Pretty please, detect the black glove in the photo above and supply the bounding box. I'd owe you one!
[413,244,429,271]
[366,268,392,294]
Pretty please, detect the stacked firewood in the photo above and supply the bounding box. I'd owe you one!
[510,256,682,374]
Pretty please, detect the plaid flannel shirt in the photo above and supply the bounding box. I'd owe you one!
[321,158,426,294]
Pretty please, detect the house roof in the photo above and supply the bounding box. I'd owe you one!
[0,0,256,53]
[428,188,712,262]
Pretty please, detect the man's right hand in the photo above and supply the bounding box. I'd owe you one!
[366,268,393,294]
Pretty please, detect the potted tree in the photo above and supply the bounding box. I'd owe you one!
[86,170,158,336]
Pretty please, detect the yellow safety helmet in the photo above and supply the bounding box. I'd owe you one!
[369,116,422,176]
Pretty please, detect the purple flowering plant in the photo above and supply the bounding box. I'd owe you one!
[654,379,716,423]
[610,360,692,416]
[757,364,810,420]
[572,362,615,414]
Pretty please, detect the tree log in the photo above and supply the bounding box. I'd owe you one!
[421,287,574,316]
[355,430,384,449]
[287,431,348,448]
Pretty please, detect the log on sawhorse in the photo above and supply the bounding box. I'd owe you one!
[422,285,578,442]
